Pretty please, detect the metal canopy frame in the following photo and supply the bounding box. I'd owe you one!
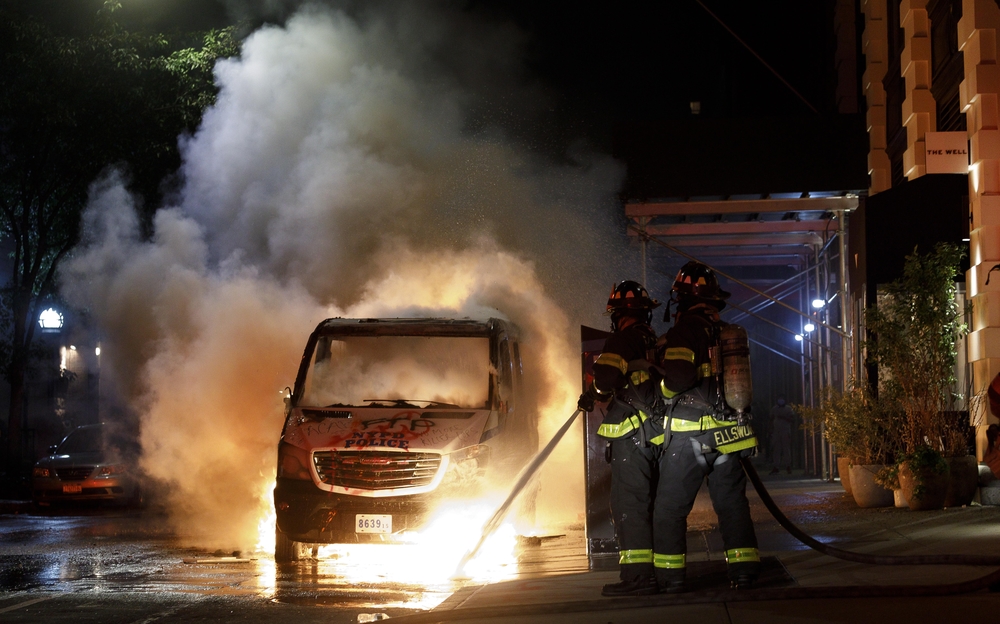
[624,191,863,482]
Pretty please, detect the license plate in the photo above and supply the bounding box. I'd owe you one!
[62,484,83,494]
[355,514,391,534]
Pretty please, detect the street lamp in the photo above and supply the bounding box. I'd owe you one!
[811,299,826,309]
[794,334,804,342]
[804,322,816,332]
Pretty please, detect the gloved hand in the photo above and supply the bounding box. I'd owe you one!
[578,386,601,412]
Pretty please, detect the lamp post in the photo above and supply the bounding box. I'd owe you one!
[95,343,101,422]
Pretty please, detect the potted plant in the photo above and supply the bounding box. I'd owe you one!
[865,243,970,511]
[798,383,902,508]
[942,395,985,507]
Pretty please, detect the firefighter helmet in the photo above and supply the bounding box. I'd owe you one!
[606,280,660,314]
[671,261,730,302]
[605,280,660,329]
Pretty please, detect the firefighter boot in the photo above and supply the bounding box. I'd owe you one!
[601,575,659,597]
[659,578,687,594]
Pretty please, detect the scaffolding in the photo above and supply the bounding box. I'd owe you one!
[626,193,860,481]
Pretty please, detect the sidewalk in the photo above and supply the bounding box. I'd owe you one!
[0,500,31,514]
[393,472,1000,623]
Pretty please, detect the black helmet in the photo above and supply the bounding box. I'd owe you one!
[606,280,660,313]
[606,280,660,328]
[671,261,730,303]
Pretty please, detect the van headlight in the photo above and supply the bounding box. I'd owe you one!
[441,445,490,488]
[277,442,313,481]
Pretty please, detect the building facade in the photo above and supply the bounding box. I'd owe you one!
[861,0,999,455]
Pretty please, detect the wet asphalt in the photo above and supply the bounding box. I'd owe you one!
[2,470,997,622]
[0,500,593,623]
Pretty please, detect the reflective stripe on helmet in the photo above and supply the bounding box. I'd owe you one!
[724,548,760,564]
[619,549,653,565]
[653,553,686,569]
[595,352,628,375]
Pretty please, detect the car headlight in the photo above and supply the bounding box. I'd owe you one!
[97,464,127,477]
[32,467,51,478]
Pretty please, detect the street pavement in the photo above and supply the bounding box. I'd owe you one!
[2,467,999,623]
[392,469,1000,623]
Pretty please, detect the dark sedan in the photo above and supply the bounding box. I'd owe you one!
[31,423,142,508]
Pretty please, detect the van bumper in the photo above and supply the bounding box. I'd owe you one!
[273,477,434,543]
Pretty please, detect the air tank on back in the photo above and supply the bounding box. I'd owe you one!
[720,324,752,418]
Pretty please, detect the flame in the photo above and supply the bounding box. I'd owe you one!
[254,488,521,609]
[315,498,519,582]
[256,480,277,555]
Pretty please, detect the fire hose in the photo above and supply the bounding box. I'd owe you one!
[741,457,1000,568]
[452,408,584,578]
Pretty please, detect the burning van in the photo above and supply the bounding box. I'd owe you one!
[273,317,537,561]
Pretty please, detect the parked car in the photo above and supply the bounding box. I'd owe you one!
[273,317,538,561]
[32,423,142,508]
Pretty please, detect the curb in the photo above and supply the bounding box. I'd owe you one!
[0,500,33,514]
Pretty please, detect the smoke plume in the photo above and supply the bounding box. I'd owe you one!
[62,2,629,550]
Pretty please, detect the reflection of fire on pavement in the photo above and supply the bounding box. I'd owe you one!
[256,492,531,610]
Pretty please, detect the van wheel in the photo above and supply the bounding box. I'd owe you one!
[128,487,145,510]
[274,527,300,563]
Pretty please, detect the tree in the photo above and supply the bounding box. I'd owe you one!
[0,0,240,472]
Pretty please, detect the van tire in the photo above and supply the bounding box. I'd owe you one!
[274,527,299,563]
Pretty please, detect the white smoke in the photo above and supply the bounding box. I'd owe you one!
[62,3,629,550]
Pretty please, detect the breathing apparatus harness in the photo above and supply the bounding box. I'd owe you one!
[659,302,756,463]
[606,323,664,451]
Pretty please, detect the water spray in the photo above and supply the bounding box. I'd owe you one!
[452,408,583,580]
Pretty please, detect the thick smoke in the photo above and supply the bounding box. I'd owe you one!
[62,3,629,550]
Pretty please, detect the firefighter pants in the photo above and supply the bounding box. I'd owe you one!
[652,432,760,583]
[609,435,659,580]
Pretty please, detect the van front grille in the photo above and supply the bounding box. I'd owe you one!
[312,450,441,491]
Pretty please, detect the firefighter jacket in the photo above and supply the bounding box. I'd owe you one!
[590,323,664,442]
[659,305,757,455]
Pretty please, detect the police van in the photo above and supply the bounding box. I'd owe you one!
[273,317,536,561]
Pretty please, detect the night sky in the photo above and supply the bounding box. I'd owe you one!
[19,0,844,141]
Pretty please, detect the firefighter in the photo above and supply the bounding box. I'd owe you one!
[578,280,664,596]
[653,261,760,593]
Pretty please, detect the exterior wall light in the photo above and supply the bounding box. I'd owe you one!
[811,299,826,309]
[804,323,815,332]
[39,308,64,330]
[794,334,804,342]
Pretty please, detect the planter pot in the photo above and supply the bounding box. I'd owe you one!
[837,457,853,497]
[944,455,979,508]
[899,462,950,511]
[849,464,894,508]
[894,489,908,508]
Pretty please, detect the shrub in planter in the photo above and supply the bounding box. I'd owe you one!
[944,455,979,507]
[898,446,949,511]
[798,384,903,507]
[865,243,971,510]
